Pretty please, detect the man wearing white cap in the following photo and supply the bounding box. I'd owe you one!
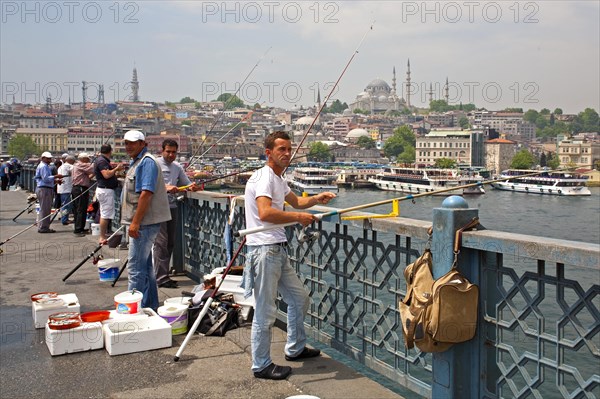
[71,152,95,236]
[34,152,63,233]
[121,130,171,311]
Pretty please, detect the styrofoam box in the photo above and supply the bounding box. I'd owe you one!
[216,275,254,321]
[32,293,80,329]
[103,311,172,356]
[45,322,103,356]
[106,307,158,323]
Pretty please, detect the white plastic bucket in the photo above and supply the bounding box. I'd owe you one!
[158,304,188,335]
[85,219,92,230]
[97,258,120,282]
[114,290,143,314]
[91,223,100,236]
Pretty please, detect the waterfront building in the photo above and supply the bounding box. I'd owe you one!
[558,138,600,168]
[14,127,68,154]
[484,137,518,175]
[67,124,114,154]
[415,129,481,166]
[468,111,535,143]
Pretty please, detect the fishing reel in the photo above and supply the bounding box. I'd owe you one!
[297,227,320,244]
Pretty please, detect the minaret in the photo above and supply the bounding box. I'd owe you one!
[405,59,411,108]
[392,66,397,94]
[81,81,87,117]
[444,77,449,104]
[131,67,140,102]
[428,83,434,103]
[315,88,321,123]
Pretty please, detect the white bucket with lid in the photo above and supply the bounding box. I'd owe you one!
[91,223,100,236]
[114,290,143,314]
[158,304,188,335]
[97,258,120,282]
[164,297,192,306]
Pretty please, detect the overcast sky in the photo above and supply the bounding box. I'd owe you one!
[2,1,598,114]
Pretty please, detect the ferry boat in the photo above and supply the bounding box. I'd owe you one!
[490,169,591,196]
[288,167,339,195]
[369,167,485,195]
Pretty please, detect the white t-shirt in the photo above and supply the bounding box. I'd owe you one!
[244,165,291,246]
[57,163,73,194]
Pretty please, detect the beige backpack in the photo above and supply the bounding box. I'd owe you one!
[399,219,479,352]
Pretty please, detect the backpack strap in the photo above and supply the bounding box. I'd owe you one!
[452,217,480,269]
[404,305,426,349]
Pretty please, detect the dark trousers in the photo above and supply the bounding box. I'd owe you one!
[153,208,178,284]
[71,185,90,233]
[1,176,8,190]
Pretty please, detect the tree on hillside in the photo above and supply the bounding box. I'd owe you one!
[547,153,560,169]
[383,126,415,159]
[458,116,470,129]
[324,99,348,114]
[216,93,245,110]
[434,158,457,168]
[510,149,536,169]
[504,108,523,113]
[353,108,369,115]
[180,96,196,103]
[539,152,547,167]
[356,136,376,149]
[308,142,332,162]
[553,108,563,115]
[397,146,416,163]
[429,100,451,113]
[8,135,40,160]
[523,109,539,124]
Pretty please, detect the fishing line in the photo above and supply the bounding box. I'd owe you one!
[187,47,273,172]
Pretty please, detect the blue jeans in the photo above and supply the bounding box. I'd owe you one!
[127,223,161,310]
[246,244,309,372]
[59,193,71,224]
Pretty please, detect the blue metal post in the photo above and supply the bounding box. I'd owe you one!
[431,196,480,398]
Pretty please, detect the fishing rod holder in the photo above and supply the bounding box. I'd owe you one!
[341,199,400,221]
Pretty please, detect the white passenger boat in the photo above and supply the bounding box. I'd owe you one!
[490,169,591,196]
[288,167,339,195]
[369,167,485,195]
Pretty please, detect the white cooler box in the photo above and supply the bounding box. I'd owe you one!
[45,322,103,356]
[103,308,172,355]
[33,294,80,329]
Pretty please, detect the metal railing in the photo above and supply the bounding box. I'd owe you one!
[180,191,599,399]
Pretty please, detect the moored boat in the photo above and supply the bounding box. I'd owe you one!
[369,167,485,195]
[490,169,591,196]
[288,167,339,195]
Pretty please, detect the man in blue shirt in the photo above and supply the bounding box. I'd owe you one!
[121,131,171,310]
[34,152,63,233]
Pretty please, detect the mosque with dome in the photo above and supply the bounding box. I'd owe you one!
[349,62,412,114]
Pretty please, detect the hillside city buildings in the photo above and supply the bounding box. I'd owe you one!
[1,68,598,175]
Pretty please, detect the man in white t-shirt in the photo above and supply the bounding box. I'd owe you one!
[57,155,75,225]
[244,131,336,380]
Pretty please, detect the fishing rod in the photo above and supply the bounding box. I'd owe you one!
[62,226,124,282]
[234,166,589,237]
[199,109,255,159]
[174,236,246,362]
[186,47,272,172]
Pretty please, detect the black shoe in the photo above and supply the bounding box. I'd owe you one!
[159,280,179,289]
[73,233,86,237]
[285,347,321,361]
[253,363,292,380]
[38,229,56,234]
